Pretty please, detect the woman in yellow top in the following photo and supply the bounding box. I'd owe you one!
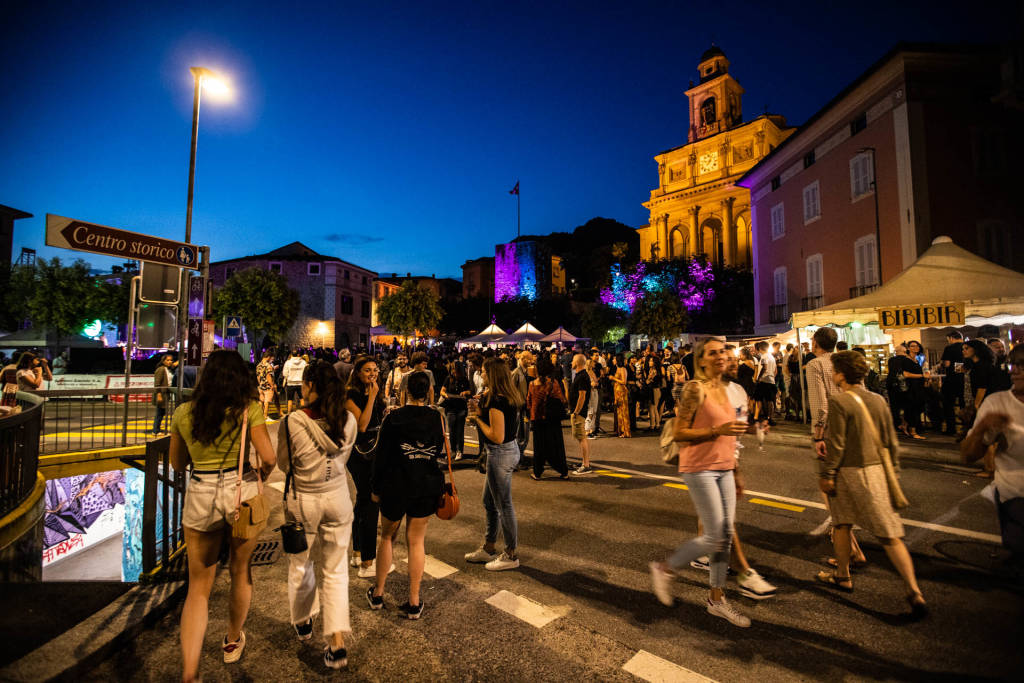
[169,350,277,683]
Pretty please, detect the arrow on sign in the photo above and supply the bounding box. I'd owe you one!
[45,214,202,269]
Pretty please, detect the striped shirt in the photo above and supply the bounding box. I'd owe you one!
[806,353,837,433]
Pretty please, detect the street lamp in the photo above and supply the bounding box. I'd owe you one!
[184,67,230,244]
[858,147,882,287]
[316,322,327,349]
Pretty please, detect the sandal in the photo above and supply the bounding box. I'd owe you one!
[826,557,867,571]
[906,592,928,618]
[816,570,853,593]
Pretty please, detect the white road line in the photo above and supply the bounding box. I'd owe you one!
[623,650,717,683]
[422,554,459,578]
[485,589,563,628]
[576,461,1002,544]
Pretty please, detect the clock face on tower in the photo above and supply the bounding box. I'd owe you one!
[698,150,719,174]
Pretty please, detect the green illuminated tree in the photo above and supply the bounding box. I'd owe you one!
[581,304,627,345]
[211,267,300,342]
[25,258,98,344]
[628,287,688,345]
[376,280,442,343]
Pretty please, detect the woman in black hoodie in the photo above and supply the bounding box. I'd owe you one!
[367,371,444,620]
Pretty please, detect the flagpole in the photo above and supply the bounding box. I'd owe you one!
[516,185,520,238]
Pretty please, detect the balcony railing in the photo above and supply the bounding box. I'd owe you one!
[768,303,789,324]
[849,283,879,298]
[801,295,824,311]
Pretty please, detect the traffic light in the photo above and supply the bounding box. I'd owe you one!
[137,304,177,349]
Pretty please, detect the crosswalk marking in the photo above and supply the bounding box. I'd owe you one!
[421,555,458,578]
[662,482,688,490]
[485,590,563,628]
[749,497,805,513]
[623,650,717,683]
[595,470,632,479]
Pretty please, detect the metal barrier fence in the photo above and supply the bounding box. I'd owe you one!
[0,393,43,519]
[26,388,181,455]
[121,436,187,583]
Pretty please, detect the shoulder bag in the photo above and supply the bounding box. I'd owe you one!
[846,391,910,510]
[230,407,270,539]
[353,397,383,460]
[277,414,308,553]
[436,411,460,520]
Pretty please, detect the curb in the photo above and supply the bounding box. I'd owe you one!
[0,580,186,682]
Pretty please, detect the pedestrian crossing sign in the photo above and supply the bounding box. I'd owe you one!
[225,316,243,338]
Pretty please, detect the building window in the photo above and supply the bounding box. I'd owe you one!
[225,267,236,279]
[770,203,785,241]
[773,267,788,305]
[361,299,370,318]
[770,176,781,191]
[803,181,821,224]
[308,263,321,276]
[806,254,823,297]
[268,262,282,274]
[803,150,816,168]
[344,270,350,280]
[849,153,873,200]
[701,97,717,126]
[362,276,368,284]
[341,295,353,315]
[849,112,867,136]
[854,235,878,287]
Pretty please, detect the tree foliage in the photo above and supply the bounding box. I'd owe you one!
[20,258,101,342]
[211,267,300,342]
[0,262,34,332]
[376,280,443,339]
[580,304,627,344]
[628,287,688,344]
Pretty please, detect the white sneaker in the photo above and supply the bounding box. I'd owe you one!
[707,597,751,627]
[737,569,777,600]
[453,451,463,461]
[485,552,520,571]
[571,465,593,475]
[649,562,674,606]
[222,630,246,663]
[350,552,361,568]
[464,547,498,563]
[357,561,395,578]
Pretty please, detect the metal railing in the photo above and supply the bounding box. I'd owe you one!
[768,303,789,324]
[26,388,181,455]
[800,295,823,311]
[849,283,879,298]
[0,393,43,518]
[121,436,187,583]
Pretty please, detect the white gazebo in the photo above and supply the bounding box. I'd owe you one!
[457,323,509,348]
[539,326,580,345]
[498,322,548,345]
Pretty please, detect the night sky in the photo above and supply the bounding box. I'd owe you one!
[2,1,1016,278]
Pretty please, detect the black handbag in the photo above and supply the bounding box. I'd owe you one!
[278,415,308,554]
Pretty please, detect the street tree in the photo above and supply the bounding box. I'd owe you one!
[211,267,300,342]
[628,286,688,345]
[376,280,442,343]
[25,258,100,344]
[580,304,627,345]
[0,262,35,332]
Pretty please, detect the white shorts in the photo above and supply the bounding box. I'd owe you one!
[183,471,261,532]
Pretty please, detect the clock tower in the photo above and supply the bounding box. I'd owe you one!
[685,46,745,143]
[639,46,792,268]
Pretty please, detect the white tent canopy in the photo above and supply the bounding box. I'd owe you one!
[457,323,508,347]
[539,326,579,343]
[791,236,1024,329]
[498,322,548,344]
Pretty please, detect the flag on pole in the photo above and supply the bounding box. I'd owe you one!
[509,181,519,195]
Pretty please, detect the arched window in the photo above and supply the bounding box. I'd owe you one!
[670,227,686,259]
[701,97,717,126]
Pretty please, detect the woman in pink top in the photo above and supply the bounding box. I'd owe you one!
[649,339,752,628]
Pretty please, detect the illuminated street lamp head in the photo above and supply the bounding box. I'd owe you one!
[190,66,231,100]
[316,322,328,335]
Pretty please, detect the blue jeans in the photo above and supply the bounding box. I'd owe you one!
[483,440,520,553]
[667,469,736,588]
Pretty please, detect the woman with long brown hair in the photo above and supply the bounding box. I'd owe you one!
[526,353,569,480]
[611,354,631,437]
[169,350,277,682]
[465,358,525,571]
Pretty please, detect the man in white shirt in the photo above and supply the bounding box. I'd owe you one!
[282,348,308,414]
[399,351,435,406]
[385,353,411,405]
[754,341,778,426]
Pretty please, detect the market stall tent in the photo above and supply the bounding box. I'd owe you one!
[457,323,509,347]
[498,322,547,345]
[791,236,1024,330]
[538,326,580,344]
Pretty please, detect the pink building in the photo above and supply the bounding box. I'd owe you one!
[739,43,1023,336]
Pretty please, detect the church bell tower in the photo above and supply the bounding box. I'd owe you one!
[685,46,745,142]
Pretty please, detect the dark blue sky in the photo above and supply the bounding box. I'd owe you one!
[2,1,1015,278]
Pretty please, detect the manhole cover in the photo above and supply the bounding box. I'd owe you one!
[250,539,281,566]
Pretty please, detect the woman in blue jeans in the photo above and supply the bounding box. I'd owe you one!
[464,357,525,571]
[649,338,752,628]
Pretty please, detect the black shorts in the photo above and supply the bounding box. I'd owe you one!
[286,385,302,402]
[756,383,778,401]
[379,494,438,521]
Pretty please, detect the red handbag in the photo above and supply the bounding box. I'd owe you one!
[437,412,460,520]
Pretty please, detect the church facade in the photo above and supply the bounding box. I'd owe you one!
[639,47,793,267]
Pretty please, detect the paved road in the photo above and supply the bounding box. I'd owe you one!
[88,417,1021,682]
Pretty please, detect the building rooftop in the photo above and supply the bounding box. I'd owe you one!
[210,241,374,273]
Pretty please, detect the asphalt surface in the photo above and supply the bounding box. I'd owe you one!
[86,416,1021,682]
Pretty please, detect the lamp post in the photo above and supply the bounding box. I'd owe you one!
[859,147,882,287]
[316,322,327,349]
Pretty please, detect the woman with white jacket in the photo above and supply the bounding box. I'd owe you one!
[277,360,358,669]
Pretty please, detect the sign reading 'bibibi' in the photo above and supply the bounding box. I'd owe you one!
[877,302,966,329]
